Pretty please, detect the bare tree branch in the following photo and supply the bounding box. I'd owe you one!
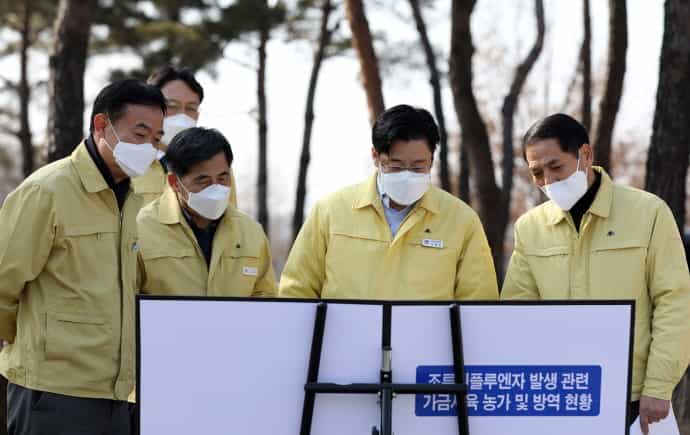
[345,0,385,124]
[498,0,545,280]
[0,125,19,137]
[593,0,627,173]
[292,0,336,240]
[408,0,451,191]
[0,74,18,90]
[223,55,258,71]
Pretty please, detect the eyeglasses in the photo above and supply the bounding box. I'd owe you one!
[166,101,199,116]
[379,161,430,174]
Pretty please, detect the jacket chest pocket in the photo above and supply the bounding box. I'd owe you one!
[218,247,261,296]
[140,248,206,295]
[589,241,647,299]
[44,312,116,386]
[403,240,457,298]
[57,224,119,296]
[325,232,388,294]
[525,246,572,298]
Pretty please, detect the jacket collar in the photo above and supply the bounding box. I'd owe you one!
[71,140,110,193]
[545,166,613,225]
[353,172,441,214]
[157,185,184,225]
[132,159,165,193]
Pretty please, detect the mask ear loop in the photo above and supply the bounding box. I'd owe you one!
[176,175,192,196]
[110,121,121,142]
[102,120,120,152]
[576,150,589,176]
[175,175,195,211]
[377,161,385,196]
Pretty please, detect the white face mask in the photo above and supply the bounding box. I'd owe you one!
[178,180,231,220]
[104,121,157,178]
[377,164,431,206]
[161,114,197,146]
[540,154,588,211]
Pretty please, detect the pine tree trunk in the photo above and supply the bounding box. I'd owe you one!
[345,0,385,125]
[674,368,690,435]
[449,0,502,279]
[409,0,451,192]
[292,0,335,241]
[498,0,545,281]
[46,0,97,163]
[581,0,592,132]
[18,0,33,177]
[257,7,270,235]
[593,0,627,173]
[644,0,690,232]
[459,145,470,202]
[645,1,690,429]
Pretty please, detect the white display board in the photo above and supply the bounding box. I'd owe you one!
[137,298,633,435]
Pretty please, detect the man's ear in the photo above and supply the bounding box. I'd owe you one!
[92,114,108,140]
[371,147,380,168]
[581,143,594,166]
[168,173,180,193]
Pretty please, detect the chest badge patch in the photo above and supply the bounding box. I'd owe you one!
[242,266,258,276]
[421,239,444,249]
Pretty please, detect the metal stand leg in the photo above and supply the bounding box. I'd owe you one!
[378,304,393,435]
[380,347,393,435]
[450,304,470,435]
[301,302,469,435]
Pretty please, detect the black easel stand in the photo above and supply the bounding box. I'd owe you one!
[299,303,470,435]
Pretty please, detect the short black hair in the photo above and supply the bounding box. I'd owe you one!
[90,79,167,132]
[147,65,204,102]
[166,127,234,177]
[372,105,440,155]
[522,113,590,158]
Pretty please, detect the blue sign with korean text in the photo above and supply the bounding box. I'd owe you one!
[415,365,602,417]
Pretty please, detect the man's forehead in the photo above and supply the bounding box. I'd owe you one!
[387,154,429,162]
[187,153,230,177]
[527,156,562,170]
[162,80,201,103]
[116,104,164,132]
[526,140,573,167]
[385,149,432,161]
[166,97,199,105]
[189,167,230,178]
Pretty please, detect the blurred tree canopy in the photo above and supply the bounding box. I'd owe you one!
[91,0,287,79]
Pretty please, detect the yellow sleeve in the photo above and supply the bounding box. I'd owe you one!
[501,224,540,300]
[279,202,327,299]
[252,231,277,297]
[454,213,498,300]
[229,168,238,208]
[642,202,690,400]
[0,183,56,340]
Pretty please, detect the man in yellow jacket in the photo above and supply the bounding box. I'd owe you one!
[502,113,690,434]
[137,127,276,296]
[0,79,166,434]
[280,105,498,301]
[132,65,238,207]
